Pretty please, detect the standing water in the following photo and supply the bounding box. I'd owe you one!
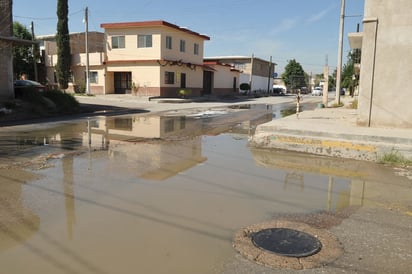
[0,105,411,274]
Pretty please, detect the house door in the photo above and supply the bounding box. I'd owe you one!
[180,73,186,88]
[114,72,131,94]
[203,71,213,95]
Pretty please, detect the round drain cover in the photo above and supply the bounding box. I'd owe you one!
[251,228,322,257]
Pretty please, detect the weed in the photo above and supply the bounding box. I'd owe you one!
[379,149,412,166]
[349,99,358,109]
[331,102,344,108]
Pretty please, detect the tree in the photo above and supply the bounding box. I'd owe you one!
[56,0,71,90]
[341,51,357,89]
[13,22,33,79]
[282,59,306,92]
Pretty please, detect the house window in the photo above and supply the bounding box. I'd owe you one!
[164,119,175,133]
[194,43,199,55]
[165,71,175,84]
[84,71,98,83]
[180,39,186,52]
[138,34,152,48]
[89,71,98,83]
[166,36,172,49]
[112,36,125,49]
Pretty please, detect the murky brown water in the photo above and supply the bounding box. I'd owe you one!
[0,105,411,274]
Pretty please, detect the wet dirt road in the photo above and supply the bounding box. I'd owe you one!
[0,103,411,274]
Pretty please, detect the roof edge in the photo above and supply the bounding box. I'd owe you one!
[100,20,210,40]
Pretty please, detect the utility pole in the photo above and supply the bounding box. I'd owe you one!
[84,6,90,94]
[30,22,38,82]
[335,0,345,105]
[249,53,254,94]
[267,56,272,94]
[323,54,329,106]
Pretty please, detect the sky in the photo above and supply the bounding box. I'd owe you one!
[12,0,365,74]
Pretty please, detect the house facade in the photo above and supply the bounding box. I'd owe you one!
[204,56,276,93]
[203,61,240,96]
[40,31,106,94]
[348,0,412,128]
[100,20,210,97]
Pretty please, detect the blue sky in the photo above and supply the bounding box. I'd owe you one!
[13,0,364,74]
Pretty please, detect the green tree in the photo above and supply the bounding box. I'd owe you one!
[329,69,337,90]
[13,22,34,79]
[282,59,306,91]
[341,51,356,89]
[56,0,71,90]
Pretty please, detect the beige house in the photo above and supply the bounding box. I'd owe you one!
[40,32,106,93]
[204,56,276,93]
[100,20,210,97]
[348,0,412,128]
[203,61,240,96]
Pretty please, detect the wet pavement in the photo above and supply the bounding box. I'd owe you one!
[0,96,411,273]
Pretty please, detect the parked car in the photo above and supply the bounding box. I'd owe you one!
[14,80,46,98]
[311,87,322,96]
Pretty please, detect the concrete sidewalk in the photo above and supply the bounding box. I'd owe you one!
[251,98,412,162]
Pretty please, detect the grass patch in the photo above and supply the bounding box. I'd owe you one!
[281,107,297,117]
[379,149,412,166]
[330,102,344,108]
[349,99,358,109]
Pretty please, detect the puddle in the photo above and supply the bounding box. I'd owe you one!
[0,105,411,274]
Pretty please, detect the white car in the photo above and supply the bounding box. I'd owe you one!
[311,87,323,96]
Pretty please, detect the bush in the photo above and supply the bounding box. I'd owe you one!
[178,89,192,98]
[240,83,250,92]
[43,90,80,113]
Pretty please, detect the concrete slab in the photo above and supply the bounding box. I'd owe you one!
[251,99,412,162]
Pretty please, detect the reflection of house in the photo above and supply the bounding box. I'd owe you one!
[91,115,203,140]
[348,0,412,128]
[86,115,206,180]
[204,56,276,93]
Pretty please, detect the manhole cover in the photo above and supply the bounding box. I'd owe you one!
[251,227,322,257]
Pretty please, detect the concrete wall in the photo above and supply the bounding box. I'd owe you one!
[357,0,412,128]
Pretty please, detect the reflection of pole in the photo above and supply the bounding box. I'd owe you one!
[335,0,345,105]
[87,119,92,147]
[63,156,76,240]
[327,176,334,210]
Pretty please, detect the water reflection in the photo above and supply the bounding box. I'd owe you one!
[0,169,40,252]
[0,105,411,274]
[251,148,412,210]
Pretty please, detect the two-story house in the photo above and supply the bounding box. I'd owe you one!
[100,20,210,97]
[40,31,106,93]
[39,20,243,98]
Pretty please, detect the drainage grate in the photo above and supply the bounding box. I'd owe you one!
[251,228,322,257]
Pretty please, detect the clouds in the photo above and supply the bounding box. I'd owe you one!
[270,18,300,35]
[306,8,331,24]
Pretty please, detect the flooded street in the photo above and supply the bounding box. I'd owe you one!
[0,103,411,274]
